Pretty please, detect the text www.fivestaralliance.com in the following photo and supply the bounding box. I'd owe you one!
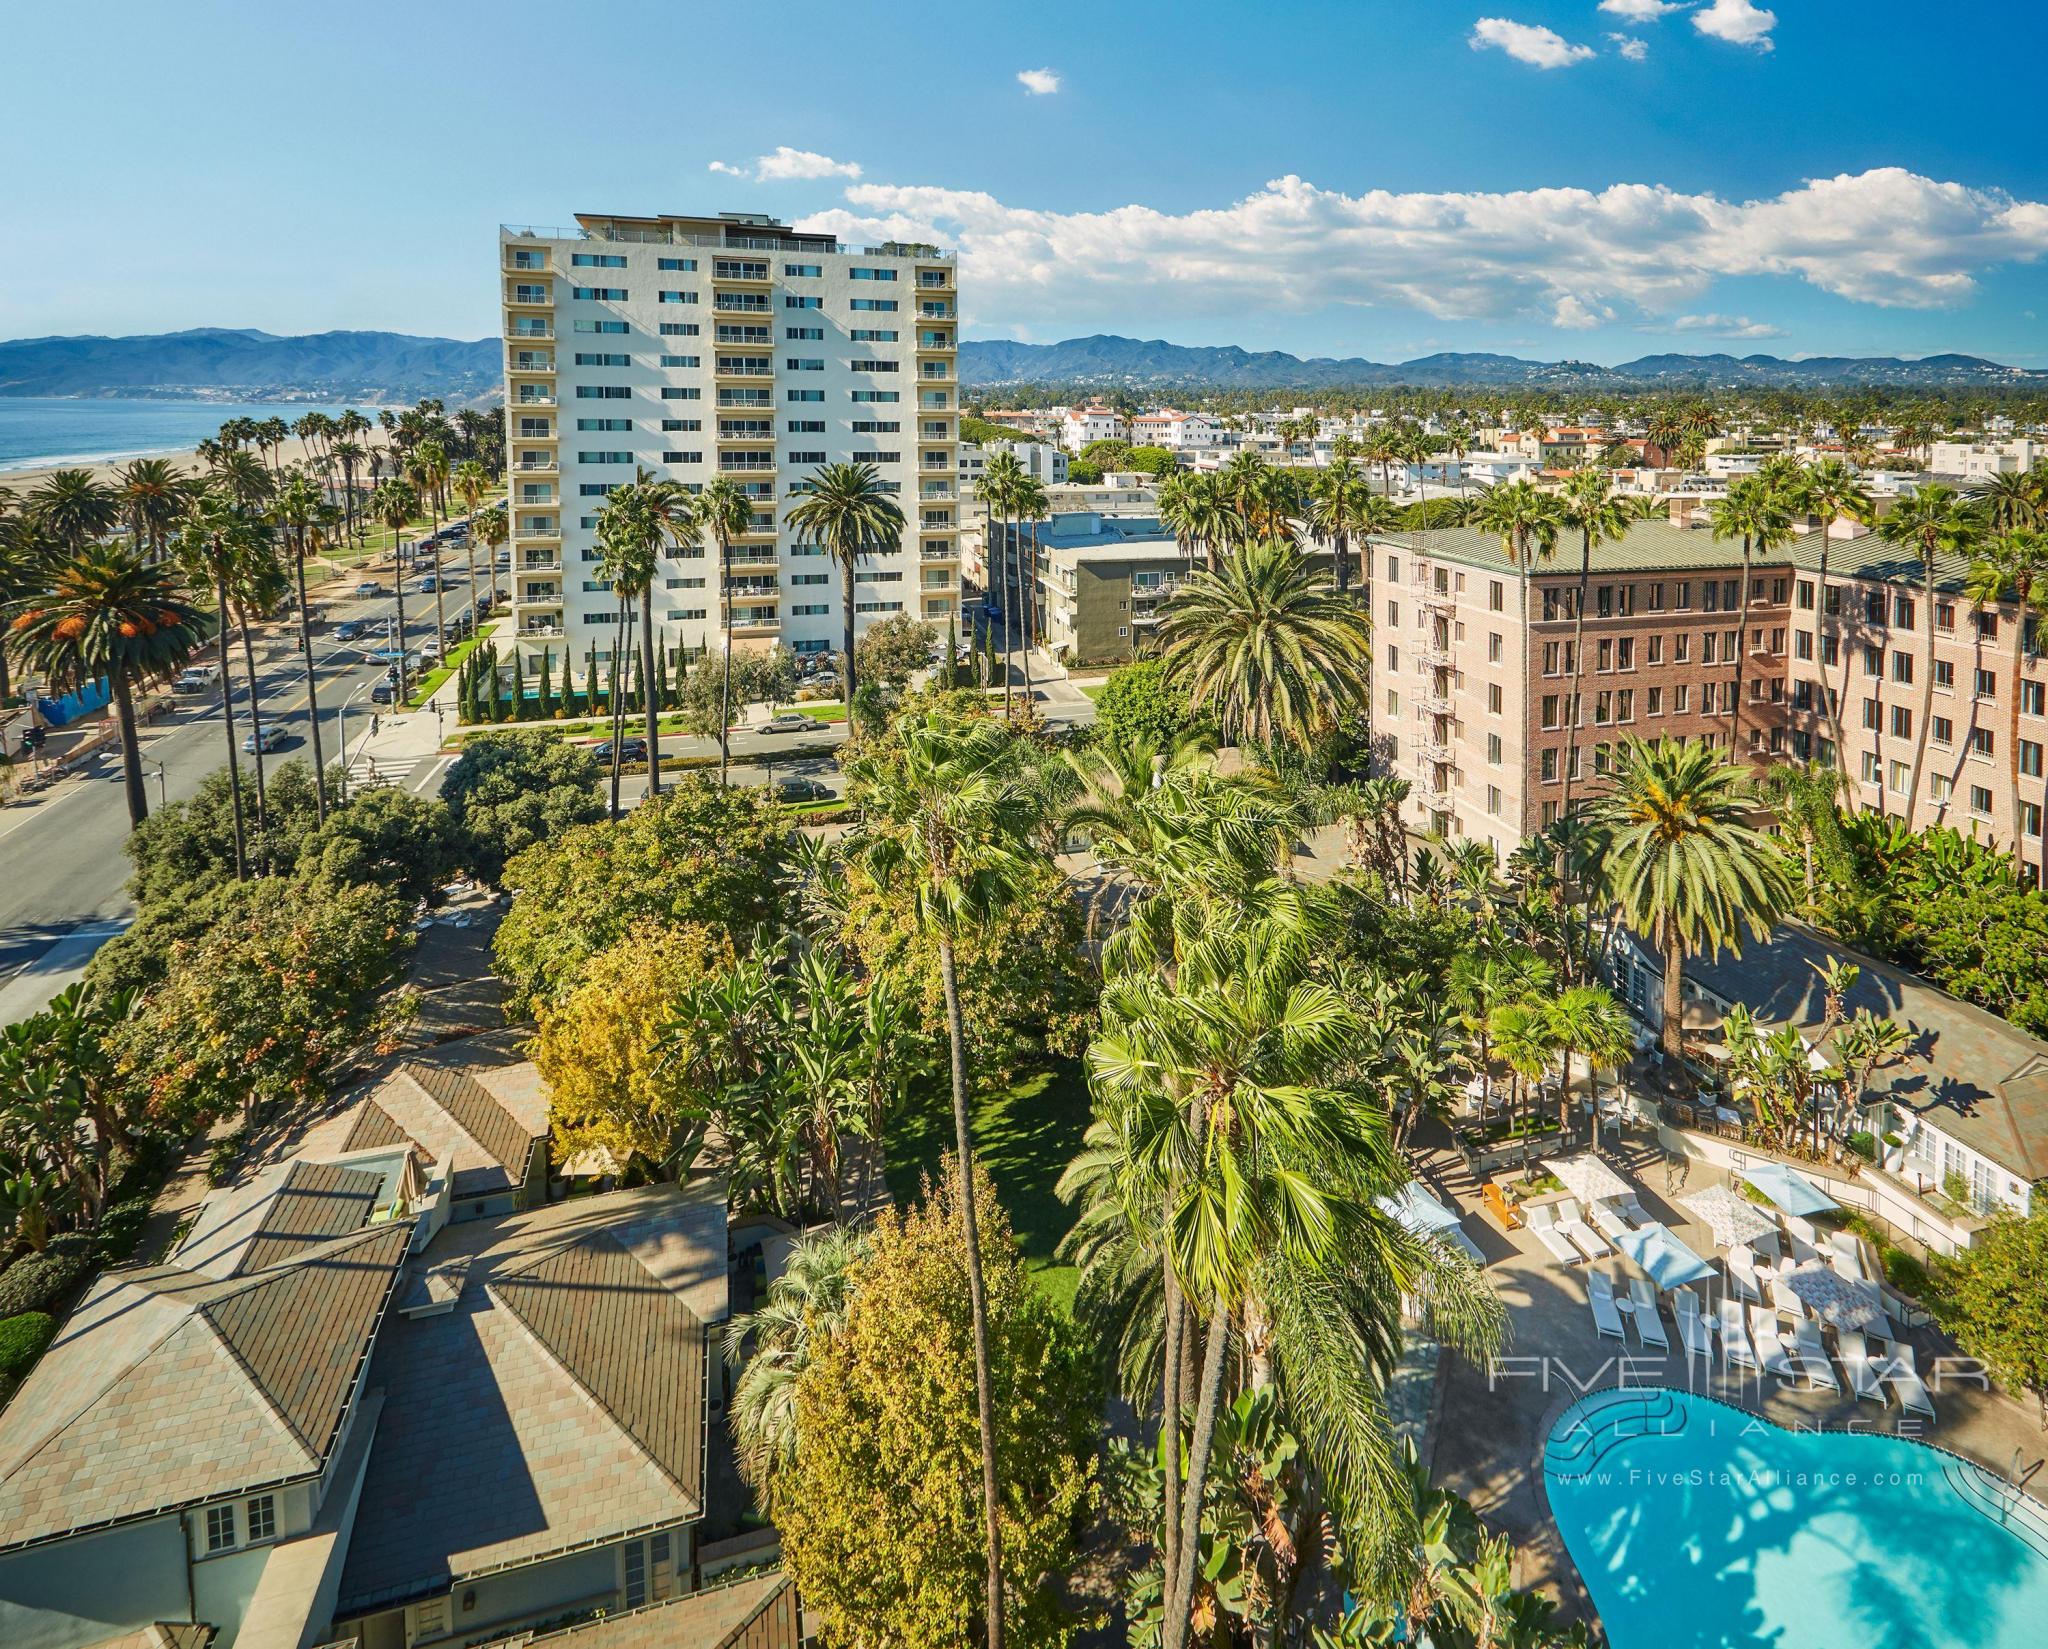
[1582,1468,1925,1490]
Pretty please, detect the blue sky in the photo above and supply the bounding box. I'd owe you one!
[5,1,2048,364]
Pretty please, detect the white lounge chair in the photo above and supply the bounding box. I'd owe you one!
[1828,1233,1868,1282]
[1837,1330,1888,1404]
[1882,1343,1936,1421]
[1724,1252,1762,1305]
[1792,1317,1840,1391]
[1717,1297,1757,1368]
[1769,1279,1808,1322]
[1587,1272,1626,1341]
[1783,1215,1821,1264]
[1628,1277,1669,1349]
[1752,1231,1782,1261]
[1528,1203,1582,1265]
[1556,1197,1612,1261]
[1589,1199,1634,1242]
[1750,1304,1798,1381]
[1672,1288,1714,1363]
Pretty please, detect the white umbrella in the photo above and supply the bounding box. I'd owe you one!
[1680,1184,1777,1249]
[1543,1155,1633,1204]
[1781,1259,1881,1330]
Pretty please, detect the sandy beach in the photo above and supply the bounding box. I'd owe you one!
[0,422,400,493]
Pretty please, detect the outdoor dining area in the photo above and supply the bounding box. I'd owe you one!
[1518,1150,1940,1423]
[1454,1068,1646,1170]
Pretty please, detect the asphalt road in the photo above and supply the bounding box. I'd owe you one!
[0,561,485,1021]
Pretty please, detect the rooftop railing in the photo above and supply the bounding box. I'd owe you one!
[501,223,955,258]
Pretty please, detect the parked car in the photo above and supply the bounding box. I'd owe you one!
[172,663,221,695]
[418,637,444,663]
[763,712,826,734]
[774,777,832,803]
[241,724,287,754]
[594,736,649,765]
[419,575,440,592]
[370,681,397,706]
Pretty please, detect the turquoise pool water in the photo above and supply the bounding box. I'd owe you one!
[1544,1387,2048,1648]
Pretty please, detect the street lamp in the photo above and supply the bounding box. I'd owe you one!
[336,678,372,803]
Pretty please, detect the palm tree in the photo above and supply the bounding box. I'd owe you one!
[27,470,119,551]
[1157,538,1372,748]
[1308,457,1374,595]
[1978,465,2047,533]
[271,473,331,820]
[114,459,190,560]
[1161,469,1244,574]
[844,712,1044,1649]
[1545,984,1634,1150]
[225,528,288,870]
[176,491,266,879]
[1792,459,1874,766]
[595,484,662,809]
[1880,483,1983,815]
[404,446,449,652]
[1964,529,2048,875]
[786,461,905,723]
[5,547,208,825]
[974,450,1024,710]
[1592,736,1790,1067]
[1761,761,1850,912]
[368,479,421,702]
[1708,474,1794,757]
[1557,469,1629,819]
[1014,473,1051,698]
[451,458,491,604]
[474,503,508,609]
[698,476,757,784]
[1472,480,1563,765]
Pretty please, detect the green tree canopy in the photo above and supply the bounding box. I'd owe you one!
[1092,659,1202,747]
[1938,1208,2048,1424]
[441,731,604,884]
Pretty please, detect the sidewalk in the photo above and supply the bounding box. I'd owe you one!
[341,662,464,792]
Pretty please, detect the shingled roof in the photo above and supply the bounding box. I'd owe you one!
[335,1183,726,1618]
[0,1223,408,1552]
[487,1574,798,1649]
[235,1161,387,1275]
[357,1059,547,1198]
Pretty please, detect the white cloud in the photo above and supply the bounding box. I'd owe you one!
[1608,34,1649,61]
[795,168,2048,339]
[1599,0,1685,19]
[1670,313,1788,339]
[1693,0,1777,50]
[1468,17,1595,69]
[709,147,862,183]
[1017,67,1061,96]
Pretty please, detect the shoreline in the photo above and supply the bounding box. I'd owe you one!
[0,426,394,491]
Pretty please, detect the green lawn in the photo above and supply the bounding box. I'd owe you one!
[405,624,498,708]
[886,1057,1092,1315]
[1078,685,1107,702]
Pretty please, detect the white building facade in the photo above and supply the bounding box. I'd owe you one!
[500,212,959,671]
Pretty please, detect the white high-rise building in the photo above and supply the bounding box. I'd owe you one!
[499,211,960,673]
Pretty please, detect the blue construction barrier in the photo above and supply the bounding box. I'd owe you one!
[35,678,111,727]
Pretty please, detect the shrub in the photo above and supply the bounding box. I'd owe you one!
[0,1235,95,1319]
[0,1313,57,1383]
[209,1129,250,1187]
[1846,1131,1879,1162]
[94,1196,155,1264]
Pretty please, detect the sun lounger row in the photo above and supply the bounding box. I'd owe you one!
[1529,1198,1611,1264]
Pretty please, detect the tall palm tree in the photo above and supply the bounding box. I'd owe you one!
[475,502,508,609]
[1158,538,1372,749]
[404,446,449,651]
[1964,529,2048,875]
[1178,470,1245,573]
[113,459,190,561]
[1879,483,1983,815]
[698,476,757,784]
[1220,450,1273,546]
[1308,457,1374,596]
[369,479,421,702]
[1557,469,1629,819]
[595,484,663,805]
[176,491,263,879]
[225,528,287,870]
[270,473,331,820]
[1978,465,2047,534]
[1014,473,1050,698]
[1792,459,1873,766]
[1708,474,1793,757]
[1472,480,1563,778]
[1761,761,1850,913]
[451,457,491,604]
[974,450,1025,711]
[844,712,1044,1649]
[1545,984,1634,1150]
[5,547,208,825]
[27,470,119,551]
[787,461,905,723]
[1591,736,1790,1066]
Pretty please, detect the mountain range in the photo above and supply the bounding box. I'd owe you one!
[958,334,2048,391]
[0,328,500,403]
[3,326,2040,402]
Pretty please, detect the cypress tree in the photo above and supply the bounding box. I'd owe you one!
[945,617,959,687]
[655,646,669,713]
[513,649,529,721]
[537,647,554,719]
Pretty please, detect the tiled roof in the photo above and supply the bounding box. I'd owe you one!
[360,1057,547,1197]
[343,1101,409,1154]
[407,1062,535,1178]
[335,1184,726,1616]
[0,1224,407,1551]
[488,1575,797,1649]
[235,1161,386,1275]
[1367,521,1774,577]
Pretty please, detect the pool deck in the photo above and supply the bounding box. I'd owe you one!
[1415,1138,2048,1625]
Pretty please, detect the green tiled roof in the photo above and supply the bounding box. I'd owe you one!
[1367,521,1761,577]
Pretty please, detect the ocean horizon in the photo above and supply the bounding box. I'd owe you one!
[0,396,369,474]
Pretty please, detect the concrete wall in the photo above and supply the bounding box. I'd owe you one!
[0,1517,191,1649]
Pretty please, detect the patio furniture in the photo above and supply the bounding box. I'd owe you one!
[1542,1154,1634,1207]
[1589,1199,1634,1242]
[1740,1160,1840,1218]
[1481,1180,1523,1231]
[1613,1221,1718,1293]
[1882,1343,1937,1421]
[1750,1304,1799,1381]
[1672,1287,1714,1363]
[1681,1184,1776,1249]
[1717,1297,1757,1368]
[1556,1198,1612,1262]
[1836,1330,1888,1404]
[1724,1250,1762,1305]
[1792,1317,1840,1391]
[1628,1277,1669,1349]
[1377,1183,1488,1267]
[1587,1271,1626,1341]
[1781,1261,1881,1332]
[1527,1203,1582,1265]
[1827,1232,1868,1282]
[1769,1278,1809,1322]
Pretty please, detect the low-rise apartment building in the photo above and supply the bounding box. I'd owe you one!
[499,210,958,674]
[1033,513,1195,665]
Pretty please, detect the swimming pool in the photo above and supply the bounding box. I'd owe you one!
[1544,1387,2048,1648]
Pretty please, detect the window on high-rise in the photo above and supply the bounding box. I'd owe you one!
[571,286,627,301]
[571,253,627,268]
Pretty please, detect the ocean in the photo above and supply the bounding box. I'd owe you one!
[0,398,361,474]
